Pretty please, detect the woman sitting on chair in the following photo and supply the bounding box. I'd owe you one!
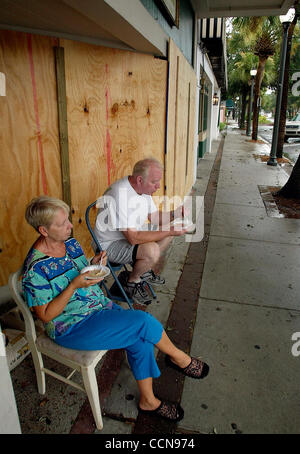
[22,196,209,422]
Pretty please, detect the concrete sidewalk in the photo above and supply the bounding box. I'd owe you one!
[7,123,300,434]
[179,124,300,434]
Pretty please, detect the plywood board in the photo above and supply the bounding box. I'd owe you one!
[165,39,197,208]
[63,39,168,254]
[0,31,168,284]
[0,31,61,285]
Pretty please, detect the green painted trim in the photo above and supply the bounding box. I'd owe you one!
[198,139,207,158]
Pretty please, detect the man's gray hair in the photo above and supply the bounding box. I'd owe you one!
[132,158,163,179]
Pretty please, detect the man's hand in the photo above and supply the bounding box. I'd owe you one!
[169,225,188,236]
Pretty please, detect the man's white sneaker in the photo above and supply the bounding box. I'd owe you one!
[141,270,165,285]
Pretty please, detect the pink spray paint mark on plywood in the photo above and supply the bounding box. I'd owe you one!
[106,129,112,187]
[105,87,109,122]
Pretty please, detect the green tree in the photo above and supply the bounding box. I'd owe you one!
[261,91,276,114]
[227,28,257,129]
[232,16,279,140]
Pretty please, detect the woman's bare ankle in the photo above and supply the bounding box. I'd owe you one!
[139,396,161,411]
[169,351,191,369]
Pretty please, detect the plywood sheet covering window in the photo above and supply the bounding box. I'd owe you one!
[62,40,168,254]
[165,39,196,208]
[0,31,167,285]
[0,31,61,285]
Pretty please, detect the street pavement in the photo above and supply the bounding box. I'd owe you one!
[258,124,300,163]
[6,122,300,435]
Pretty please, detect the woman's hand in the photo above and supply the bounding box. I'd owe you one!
[71,251,108,290]
[33,270,103,323]
[71,272,103,290]
[91,250,107,266]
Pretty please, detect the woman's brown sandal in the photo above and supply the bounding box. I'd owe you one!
[165,355,209,379]
[138,400,184,422]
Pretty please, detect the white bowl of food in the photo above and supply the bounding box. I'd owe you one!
[80,265,110,280]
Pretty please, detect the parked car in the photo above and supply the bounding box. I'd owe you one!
[284,113,300,142]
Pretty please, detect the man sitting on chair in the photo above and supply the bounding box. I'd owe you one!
[94,158,187,305]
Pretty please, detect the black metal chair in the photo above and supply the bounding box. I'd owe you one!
[85,200,134,309]
[85,200,157,309]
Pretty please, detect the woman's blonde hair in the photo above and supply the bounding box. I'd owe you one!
[132,158,163,180]
[25,196,70,232]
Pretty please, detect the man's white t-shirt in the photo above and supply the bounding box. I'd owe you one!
[94,176,157,249]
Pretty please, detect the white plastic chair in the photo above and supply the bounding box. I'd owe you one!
[8,267,108,431]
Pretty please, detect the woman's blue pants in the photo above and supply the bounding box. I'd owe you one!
[54,303,163,381]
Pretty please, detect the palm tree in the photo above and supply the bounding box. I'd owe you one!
[252,30,277,139]
[227,29,258,130]
[233,16,279,140]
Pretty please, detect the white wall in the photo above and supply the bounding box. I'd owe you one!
[0,324,21,434]
[211,88,221,140]
[193,45,221,182]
